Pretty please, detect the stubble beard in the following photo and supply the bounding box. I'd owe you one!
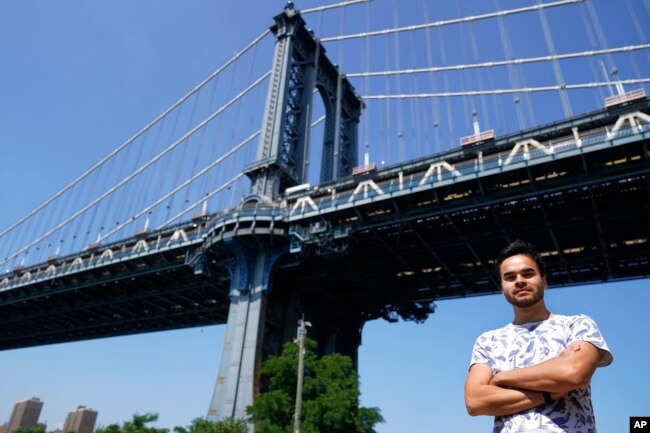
[505,289,544,308]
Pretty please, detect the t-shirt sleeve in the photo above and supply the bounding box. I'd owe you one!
[469,332,496,374]
[566,314,613,367]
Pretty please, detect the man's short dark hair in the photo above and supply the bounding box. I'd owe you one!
[495,240,547,279]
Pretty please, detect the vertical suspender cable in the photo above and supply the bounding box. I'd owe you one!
[166,83,203,218]
[363,0,371,164]
[133,121,160,227]
[200,70,225,204]
[409,29,423,158]
[438,25,455,150]
[537,0,572,117]
[180,85,209,214]
[125,114,154,231]
[455,0,473,136]
[224,40,259,206]
[81,152,111,247]
[163,104,184,223]
[577,1,608,104]
[584,0,615,70]
[623,0,648,78]
[383,32,393,163]
[392,0,405,162]
[584,0,621,95]
[495,0,526,130]
[423,0,441,154]
[466,7,492,135]
[120,121,147,235]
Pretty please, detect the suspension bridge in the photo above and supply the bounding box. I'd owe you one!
[1,0,649,425]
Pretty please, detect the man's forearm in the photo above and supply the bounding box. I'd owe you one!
[491,343,598,393]
[466,384,544,417]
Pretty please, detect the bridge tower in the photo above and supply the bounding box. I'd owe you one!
[244,2,362,197]
[207,3,363,423]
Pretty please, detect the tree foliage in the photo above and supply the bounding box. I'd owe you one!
[247,338,384,433]
[93,414,246,433]
[14,427,45,433]
[173,418,247,433]
[95,413,167,433]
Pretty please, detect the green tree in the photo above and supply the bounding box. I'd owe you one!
[174,418,247,433]
[247,339,384,433]
[14,427,45,433]
[95,425,122,433]
[95,413,168,433]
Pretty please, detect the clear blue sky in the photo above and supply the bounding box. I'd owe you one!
[0,1,648,432]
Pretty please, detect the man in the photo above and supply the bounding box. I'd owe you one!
[464,240,613,433]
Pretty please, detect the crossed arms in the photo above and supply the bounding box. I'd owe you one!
[464,340,602,417]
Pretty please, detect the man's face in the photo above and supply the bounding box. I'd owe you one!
[499,253,547,308]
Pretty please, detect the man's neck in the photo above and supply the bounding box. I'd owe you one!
[512,303,552,325]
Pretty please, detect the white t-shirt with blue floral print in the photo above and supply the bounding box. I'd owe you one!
[470,314,613,433]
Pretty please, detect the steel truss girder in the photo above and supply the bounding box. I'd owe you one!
[284,137,649,296]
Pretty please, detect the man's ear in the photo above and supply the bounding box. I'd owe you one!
[542,276,548,290]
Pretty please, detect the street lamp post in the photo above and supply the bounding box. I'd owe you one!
[293,315,311,433]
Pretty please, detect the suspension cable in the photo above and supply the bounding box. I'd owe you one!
[438,25,455,147]
[391,0,405,162]
[361,78,650,99]
[346,44,650,77]
[0,71,271,267]
[100,130,262,242]
[585,0,614,71]
[455,0,473,134]
[495,0,526,130]
[0,29,271,241]
[321,0,584,42]
[422,0,440,153]
[159,174,245,229]
[537,0,572,117]
[362,0,371,162]
[577,1,608,103]
[464,0,491,134]
[623,0,648,77]
[302,0,370,14]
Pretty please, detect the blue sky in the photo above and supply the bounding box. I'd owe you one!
[0,1,649,432]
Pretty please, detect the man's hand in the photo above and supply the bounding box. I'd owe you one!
[465,364,545,417]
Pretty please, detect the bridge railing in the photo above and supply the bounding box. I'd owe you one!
[287,121,648,217]
[0,218,211,292]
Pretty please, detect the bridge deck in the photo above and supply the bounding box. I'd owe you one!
[1,101,649,350]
